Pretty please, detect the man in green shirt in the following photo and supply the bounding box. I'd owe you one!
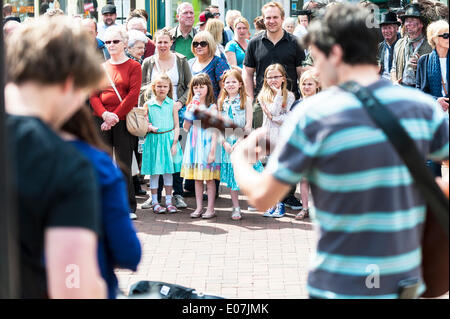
[169,2,197,60]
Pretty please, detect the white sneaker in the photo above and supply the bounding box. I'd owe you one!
[174,194,188,209]
[130,212,137,220]
[247,205,258,211]
[141,197,152,209]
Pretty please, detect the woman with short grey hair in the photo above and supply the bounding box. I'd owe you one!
[126,29,148,64]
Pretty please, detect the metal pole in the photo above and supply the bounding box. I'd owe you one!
[0,0,20,298]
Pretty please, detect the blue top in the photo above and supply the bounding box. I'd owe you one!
[225,40,248,69]
[190,55,230,99]
[70,140,141,299]
[266,80,449,298]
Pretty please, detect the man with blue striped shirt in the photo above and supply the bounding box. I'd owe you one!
[231,4,449,299]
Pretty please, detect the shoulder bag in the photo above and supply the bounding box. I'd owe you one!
[103,64,148,137]
[340,81,449,298]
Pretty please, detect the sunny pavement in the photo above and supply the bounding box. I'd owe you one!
[115,183,317,299]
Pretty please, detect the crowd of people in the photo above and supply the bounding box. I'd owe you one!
[2,0,449,299]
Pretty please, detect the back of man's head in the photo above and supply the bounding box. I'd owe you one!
[6,16,104,89]
[302,3,379,66]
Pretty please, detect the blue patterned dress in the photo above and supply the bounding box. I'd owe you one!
[220,95,264,191]
[181,103,221,180]
[189,55,230,99]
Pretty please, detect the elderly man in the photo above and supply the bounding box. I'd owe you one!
[126,16,155,58]
[377,11,401,80]
[97,4,118,41]
[391,3,432,86]
[169,2,197,60]
[81,18,110,60]
[232,3,449,299]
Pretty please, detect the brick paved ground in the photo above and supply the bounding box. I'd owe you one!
[116,183,317,299]
[116,183,449,300]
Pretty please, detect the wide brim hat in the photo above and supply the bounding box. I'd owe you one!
[400,4,427,23]
[380,11,401,26]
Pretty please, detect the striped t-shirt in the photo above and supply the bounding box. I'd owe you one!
[265,79,449,299]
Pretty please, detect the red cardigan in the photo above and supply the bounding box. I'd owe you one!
[90,59,142,120]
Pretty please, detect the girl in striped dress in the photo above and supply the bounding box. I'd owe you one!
[181,74,221,219]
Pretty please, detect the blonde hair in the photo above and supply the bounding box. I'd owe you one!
[217,69,247,111]
[261,1,285,19]
[233,17,250,31]
[191,31,216,58]
[299,69,321,97]
[427,20,449,49]
[144,73,173,101]
[225,10,242,28]
[205,19,224,45]
[257,64,289,108]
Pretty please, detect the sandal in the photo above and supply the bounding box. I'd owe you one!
[231,207,242,220]
[152,203,166,214]
[166,204,177,213]
[295,208,309,220]
[190,209,203,218]
[202,210,216,219]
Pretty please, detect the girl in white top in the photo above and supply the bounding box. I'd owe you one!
[257,63,295,218]
[257,64,295,144]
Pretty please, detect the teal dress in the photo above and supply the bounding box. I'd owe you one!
[220,95,264,191]
[141,96,183,175]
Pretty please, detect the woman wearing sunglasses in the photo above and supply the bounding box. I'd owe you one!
[416,20,449,111]
[416,20,449,180]
[90,25,142,220]
[188,31,230,99]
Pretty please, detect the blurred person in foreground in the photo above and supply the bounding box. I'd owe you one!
[231,3,449,299]
[5,16,107,298]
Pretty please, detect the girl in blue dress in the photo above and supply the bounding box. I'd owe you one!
[181,74,221,219]
[217,70,263,220]
[141,74,183,214]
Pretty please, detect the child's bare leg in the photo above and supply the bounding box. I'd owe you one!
[205,180,216,213]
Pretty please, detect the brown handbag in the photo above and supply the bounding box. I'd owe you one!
[340,81,449,298]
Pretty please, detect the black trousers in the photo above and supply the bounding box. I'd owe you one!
[95,117,137,212]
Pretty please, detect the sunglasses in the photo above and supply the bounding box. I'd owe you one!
[438,33,449,39]
[193,41,208,48]
[213,13,220,17]
[105,40,122,45]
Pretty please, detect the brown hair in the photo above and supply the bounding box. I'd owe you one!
[128,8,148,22]
[257,64,289,108]
[6,16,104,89]
[253,16,266,31]
[154,27,173,42]
[186,74,215,107]
[217,69,247,111]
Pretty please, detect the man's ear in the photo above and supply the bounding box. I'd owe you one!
[329,44,344,66]
[61,77,75,94]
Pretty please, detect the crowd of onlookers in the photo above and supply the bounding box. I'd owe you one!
[2,0,448,299]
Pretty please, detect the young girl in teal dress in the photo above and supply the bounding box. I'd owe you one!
[181,74,221,219]
[141,74,183,214]
[218,69,263,220]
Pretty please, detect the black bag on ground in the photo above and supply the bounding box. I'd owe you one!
[128,281,225,299]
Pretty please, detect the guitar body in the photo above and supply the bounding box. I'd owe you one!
[421,179,449,298]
